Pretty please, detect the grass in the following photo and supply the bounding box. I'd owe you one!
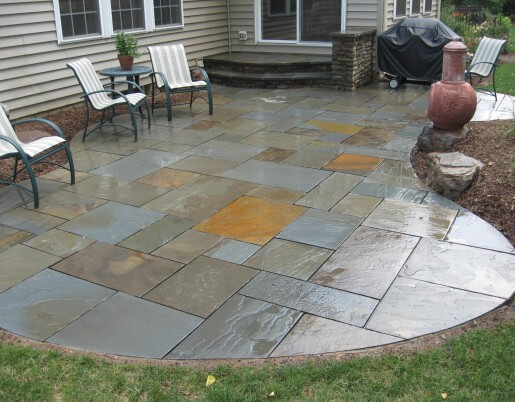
[479,62,515,96]
[508,24,515,54]
[0,321,514,401]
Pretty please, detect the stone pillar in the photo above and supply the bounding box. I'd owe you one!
[331,30,376,91]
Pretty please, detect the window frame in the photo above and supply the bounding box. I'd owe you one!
[423,0,433,14]
[410,0,421,16]
[53,0,184,44]
[268,0,296,17]
[393,0,407,19]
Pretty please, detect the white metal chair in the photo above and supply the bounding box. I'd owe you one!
[466,37,507,100]
[67,58,150,141]
[0,105,75,208]
[148,44,213,121]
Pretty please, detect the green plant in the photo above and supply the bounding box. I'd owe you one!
[114,32,141,58]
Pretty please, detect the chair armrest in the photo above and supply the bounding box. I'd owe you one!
[103,80,145,93]
[466,61,498,75]
[190,67,211,85]
[150,71,169,89]
[0,134,28,157]
[82,89,131,105]
[12,118,66,140]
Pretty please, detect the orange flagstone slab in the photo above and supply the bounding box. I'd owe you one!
[136,168,200,189]
[194,196,306,245]
[323,153,383,176]
[305,120,363,135]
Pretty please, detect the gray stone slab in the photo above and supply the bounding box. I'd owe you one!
[89,137,160,156]
[144,176,256,221]
[59,201,164,244]
[185,140,266,162]
[63,175,168,207]
[281,141,348,169]
[168,294,301,359]
[0,208,65,235]
[318,132,351,143]
[363,199,457,240]
[421,192,464,210]
[222,160,331,192]
[382,136,417,153]
[144,256,257,318]
[346,146,410,161]
[311,227,419,298]
[352,181,426,203]
[401,238,515,298]
[153,230,223,264]
[240,131,314,151]
[296,173,362,210]
[331,193,382,217]
[168,156,239,175]
[0,179,66,213]
[368,110,407,121]
[374,159,417,178]
[365,172,428,191]
[90,149,186,181]
[241,271,377,326]
[316,111,368,124]
[366,277,504,338]
[245,238,332,280]
[70,150,123,172]
[48,292,202,358]
[24,229,95,257]
[445,211,514,253]
[204,239,261,264]
[0,244,61,293]
[271,315,401,356]
[278,209,363,249]
[266,116,310,132]
[0,269,114,340]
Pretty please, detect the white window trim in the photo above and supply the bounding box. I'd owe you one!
[410,0,421,16]
[393,0,407,19]
[255,0,346,45]
[53,0,184,44]
[268,0,295,17]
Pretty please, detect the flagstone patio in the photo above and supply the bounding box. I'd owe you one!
[0,83,513,360]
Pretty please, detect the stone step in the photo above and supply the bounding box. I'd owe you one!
[207,70,332,89]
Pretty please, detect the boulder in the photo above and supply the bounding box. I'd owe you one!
[417,125,469,152]
[426,152,484,200]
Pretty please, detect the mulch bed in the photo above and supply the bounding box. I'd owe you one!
[411,120,515,245]
[0,92,191,184]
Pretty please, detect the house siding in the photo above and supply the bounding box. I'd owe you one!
[0,0,230,118]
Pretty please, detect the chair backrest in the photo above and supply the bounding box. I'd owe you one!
[0,104,21,153]
[148,44,192,88]
[469,37,506,77]
[67,58,112,110]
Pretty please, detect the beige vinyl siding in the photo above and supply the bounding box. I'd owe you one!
[347,0,377,30]
[0,0,230,118]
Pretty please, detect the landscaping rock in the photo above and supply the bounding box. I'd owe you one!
[426,152,484,200]
[417,125,469,152]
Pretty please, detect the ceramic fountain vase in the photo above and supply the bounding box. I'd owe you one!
[427,39,477,130]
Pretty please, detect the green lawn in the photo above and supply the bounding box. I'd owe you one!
[479,62,515,96]
[0,321,513,401]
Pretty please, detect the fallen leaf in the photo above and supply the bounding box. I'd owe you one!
[206,375,216,387]
[441,392,448,399]
[269,391,275,397]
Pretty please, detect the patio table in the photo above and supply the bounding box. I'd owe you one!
[99,65,153,94]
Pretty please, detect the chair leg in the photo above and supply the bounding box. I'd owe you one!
[145,101,151,129]
[189,92,194,108]
[64,144,75,185]
[165,89,172,122]
[207,84,213,115]
[12,155,20,181]
[129,107,138,142]
[100,110,106,126]
[492,67,497,101]
[82,101,90,142]
[24,159,39,209]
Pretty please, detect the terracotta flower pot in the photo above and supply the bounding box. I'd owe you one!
[118,55,134,71]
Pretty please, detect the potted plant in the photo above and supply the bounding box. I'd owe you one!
[115,32,140,70]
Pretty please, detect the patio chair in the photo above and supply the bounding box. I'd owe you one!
[67,58,150,142]
[148,44,213,121]
[465,37,506,101]
[0,105,75,209]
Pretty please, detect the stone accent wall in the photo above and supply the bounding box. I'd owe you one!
[331,30,376,91]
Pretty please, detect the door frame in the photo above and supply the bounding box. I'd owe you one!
[254,0,347,46]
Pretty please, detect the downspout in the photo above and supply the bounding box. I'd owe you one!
[381,0,388,34]
[227,0,232,53]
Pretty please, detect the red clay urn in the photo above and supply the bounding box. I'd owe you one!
[427,39,477,130]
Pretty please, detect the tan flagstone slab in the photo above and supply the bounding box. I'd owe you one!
[148,142,193,153]
[252,147,295,162]
[271,315,401,356]
[53,242,183,297]
[0,208,65,235]
[0,225,32,252]
[194,108,245,122]
[0,244,61,293]
[89,138,160,156]
[168,156,239,176]
[343,127,398,148]
[246,185,305,204]
[281,141,348,169]
[240,131,314,151]
[70,150,123,172]
[322,104,375,114]
[41,169,91,183]
[365,172,429,191]
[323,153,383,176]
[186,120,220,130]
[24,229,95,257]
[152,230,223,264]
[136,168,201,189]
[331,193,382,217]
[143,176,256,221]
[305,120,364,134]
[292,97,333,109]
[296,172,362,210]
[144,256,258,318]
[195,196,306,245]
[218,119,272,135]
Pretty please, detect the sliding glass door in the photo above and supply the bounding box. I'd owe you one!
[261,0,344,43]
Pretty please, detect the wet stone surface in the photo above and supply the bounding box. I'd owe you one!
[0,83,512,359]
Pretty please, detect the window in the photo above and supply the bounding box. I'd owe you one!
[154,0,182,27]
[53,0,184,43]
[269,0,296,16]
[59,0,101,39]
[394,0,406,18]
[410,0,421,15]
[424,0,432,13]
